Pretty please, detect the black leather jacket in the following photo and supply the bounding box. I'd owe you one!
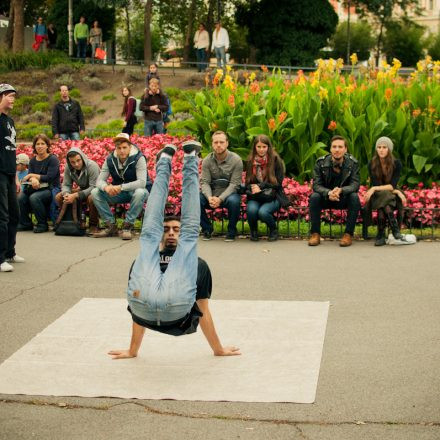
[312,153,360,199]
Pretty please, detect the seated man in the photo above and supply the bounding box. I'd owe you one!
[308,135,361,247]
[108,141,240,359]
[200,131,243,241]
[55,147,100,234]
[92,133,149,240]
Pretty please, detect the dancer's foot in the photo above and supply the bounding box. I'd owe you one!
[156,144,177,161]
[182,140,202,155]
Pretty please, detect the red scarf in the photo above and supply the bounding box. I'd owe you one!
[252,155,268,182]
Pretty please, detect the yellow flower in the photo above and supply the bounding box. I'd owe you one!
[392,58,402,71]
[336,58,344,70]
[226,65,232,73]
[216,69,224,77]
[350,53,358,66]
[249,72,256,82]
[311,79,319,88]
[319,87,328,100]
[381,60,390,70]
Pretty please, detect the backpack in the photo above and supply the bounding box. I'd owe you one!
[53,199,86,236]
[134,98,143,118]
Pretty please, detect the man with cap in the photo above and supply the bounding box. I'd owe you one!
[92,133,149,240]
[16,153,30,191]
[308,135,361,247]
[0,84,25,272]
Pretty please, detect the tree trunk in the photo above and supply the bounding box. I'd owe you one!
[5,0,15,50]
[144,0,153,64]
[12,0,24,53]
[183,0,197,62]
[125,3,131,60]
[206,0,216,63]
[375,20,384,67]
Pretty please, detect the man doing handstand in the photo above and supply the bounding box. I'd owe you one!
[108,141,241,358]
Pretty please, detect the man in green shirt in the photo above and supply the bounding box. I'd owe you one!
[74,16,89,61]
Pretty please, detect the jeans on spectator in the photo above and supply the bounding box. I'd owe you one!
[196,48,207,71]
[246,199,280,231]
[91,43,100,63]
[91,187,149,225]
[214,46,227,68]
[200,192,241,236]
[60,132,80,141]
[0,173,19,263]
[18,189,52,228]
[144,120,164,137]
[309,192,361,235]
[127,155,200,324]
[76,38,87,60]
[122,115,137,136]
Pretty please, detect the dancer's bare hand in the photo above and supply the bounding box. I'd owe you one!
[214,346,241,356]
[108,349,137,359]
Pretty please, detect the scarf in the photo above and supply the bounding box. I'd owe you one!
[252,155,268,183]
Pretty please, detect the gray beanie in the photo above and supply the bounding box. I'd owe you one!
[375,136,393,152]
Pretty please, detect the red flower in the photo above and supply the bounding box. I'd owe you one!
[328,120,337,131]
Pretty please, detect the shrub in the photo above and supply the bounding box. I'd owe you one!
[125,71,144,83]
[0,50,72,73]
[97,108,106,115]
[428,32,440,61]
[50,64,76,76]
[164,87,182,99]
[16,123,51,139]
[55,74,75,89]
[32,102,50,113]
[102,94,116,101]
[171,99,192,114]
[82,105,95,118]
[83,76,105,90]
[95,119,124,130]
[11,93,49,117]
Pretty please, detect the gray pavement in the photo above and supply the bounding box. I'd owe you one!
[1,232,439,440]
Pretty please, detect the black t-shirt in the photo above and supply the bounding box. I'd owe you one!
[0,113,17,175]
[127,248,212,336]
[328,166,343,190]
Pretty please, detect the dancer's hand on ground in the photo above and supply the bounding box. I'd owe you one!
[108,349,137,359]
[214,346,241,356]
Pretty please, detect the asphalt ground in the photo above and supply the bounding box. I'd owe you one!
[1,232,439,440]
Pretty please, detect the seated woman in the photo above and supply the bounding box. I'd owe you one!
[244,135,289,242]
[364,136,406,246]
[17,134,60,233]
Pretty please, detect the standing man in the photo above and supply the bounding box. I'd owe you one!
[211,21,229,68]
[92,133,149,240]
[308,135,361,247]
[140,78,169,137]
[74,16,89,61]
[194,23,210,72]
[52,85,85,141]
[32,17,47,52]
[108,141,240,359]
[0,84,25,273]
[200,131,243,242]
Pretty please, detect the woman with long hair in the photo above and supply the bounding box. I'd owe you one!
[364,136,406,246]
[245,135,289,242]
[17,134,60,233]
[121,86,137,135]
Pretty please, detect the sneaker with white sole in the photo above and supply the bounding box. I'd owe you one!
[0,261,14,272]
[7,255,25,263]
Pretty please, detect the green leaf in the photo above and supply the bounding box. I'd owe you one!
[413,154,427,174]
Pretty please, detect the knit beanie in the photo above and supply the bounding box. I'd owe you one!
[375,136,393,152]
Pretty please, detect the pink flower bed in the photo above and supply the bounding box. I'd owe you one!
[17,135,440,225]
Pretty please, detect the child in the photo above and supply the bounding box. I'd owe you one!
[16,153,30,191]
[145,63,160,87]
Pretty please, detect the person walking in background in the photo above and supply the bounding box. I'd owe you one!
[89,21,103,64]
[32,17,47,52]
[121,86,137,136]
[47,23,57,49]
[74,16,89,61]
[140,78,168,137]
[194,23,210,72]
[211,21,229,68]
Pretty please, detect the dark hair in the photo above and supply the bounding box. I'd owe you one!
[32,134,51,154]
[149,63,158,69]
[245,135,281,185]
[67,151,82,160]
[199,22,206,28]
[370,149,395,184]
[212,130,228,141]
[164,215,181,223]
[121,86,133,117]
[330,135,348,149]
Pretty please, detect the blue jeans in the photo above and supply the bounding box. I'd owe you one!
[76,38,87,59]
[196,48,207,71]
[214,46,227,68]
[18,189,52,228]
[91,187,149,224]
[127,155,200,324]
[0,173,19,263]
[144,120,164,136]
[60,132,80,141]
[246,199,280,230]
[200,192,241,236]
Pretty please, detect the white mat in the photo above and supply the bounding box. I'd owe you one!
[0,298,329,403]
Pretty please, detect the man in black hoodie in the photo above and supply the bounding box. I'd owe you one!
[52,85,85,141]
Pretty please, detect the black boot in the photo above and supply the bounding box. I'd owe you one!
[387,212,402,240]
[268,227,278,242]
[250,228,259,241]
[375,217,386,246]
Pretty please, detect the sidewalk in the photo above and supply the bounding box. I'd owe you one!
[1,233,439,440]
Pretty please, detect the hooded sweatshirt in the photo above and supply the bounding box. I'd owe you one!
[96,144,148,192]
[61,146,100,200]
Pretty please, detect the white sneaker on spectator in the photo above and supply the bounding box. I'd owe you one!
[7,255,25,263]
[0,262,14,272]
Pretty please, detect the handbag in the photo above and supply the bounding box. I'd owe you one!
[248,187,276,203]
[53,199,86,236]
[95,47,106,60]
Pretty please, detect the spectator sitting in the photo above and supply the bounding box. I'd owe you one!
[55,147,100,235]
[200,130,243,242]
[52,85,85,141]
[17,134,60,233]
[121,86,137,136]
[244,135,289,242]
[16,153,29,191]
[92,133,149,240]
[308,135,361,247]
[145,63,160,87]
[140,78,169,137]
[364,136,407,246]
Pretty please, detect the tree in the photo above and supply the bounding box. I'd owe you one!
[427,32,440,61]
[330,20,375,61]
[352,0,421,65]
[144,0,153,64]
[236,0,338,66]
[12,0,25,53]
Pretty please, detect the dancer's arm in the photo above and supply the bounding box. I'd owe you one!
[108,321,145,359]
[197,299,241,356]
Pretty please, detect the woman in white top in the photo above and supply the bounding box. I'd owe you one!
[194,23,210,72]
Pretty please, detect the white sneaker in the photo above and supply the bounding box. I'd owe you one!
[0,261,14,272]
[7,255,25,263]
